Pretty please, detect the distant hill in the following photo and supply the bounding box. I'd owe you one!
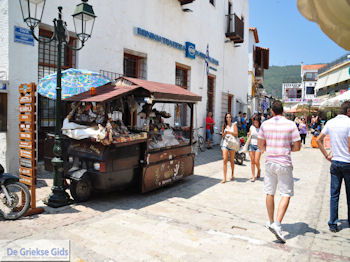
[263,65,301,98]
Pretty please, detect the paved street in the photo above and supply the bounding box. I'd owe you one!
[1,138,350,262]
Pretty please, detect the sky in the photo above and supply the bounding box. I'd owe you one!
[249,0,348,66]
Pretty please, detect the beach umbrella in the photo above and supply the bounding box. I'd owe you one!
[38,68,111,100]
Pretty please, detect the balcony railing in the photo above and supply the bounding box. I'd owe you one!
[99,70,123,81]
[254,47,269,70]
[178,0,195,5]
[318,52,350,75]
[225,13,244,43]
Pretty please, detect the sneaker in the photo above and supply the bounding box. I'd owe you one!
[265,221,272,229]
[269,222,286,243]
[329,226,339,233]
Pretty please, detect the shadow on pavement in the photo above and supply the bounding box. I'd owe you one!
[283,222,320,240]
[39,174,221,215]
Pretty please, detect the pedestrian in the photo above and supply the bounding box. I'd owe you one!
[205,111,215,149]
[298,118,307,145]
[258,100,301,243]
[248,116,262,182]
[234,111,242,130]
[221,112,239,183]
[316,101,350,233]
[241,113,247,134]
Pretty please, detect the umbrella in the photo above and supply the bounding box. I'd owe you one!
[38,68,111,100]
[320,90,350,108]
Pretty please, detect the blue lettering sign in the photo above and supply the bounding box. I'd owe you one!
[134,27,219,66]
[14,26,34,46]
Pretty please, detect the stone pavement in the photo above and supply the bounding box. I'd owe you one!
[1,138,350,262]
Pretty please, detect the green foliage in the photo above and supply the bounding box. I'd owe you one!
[263,65,301,98]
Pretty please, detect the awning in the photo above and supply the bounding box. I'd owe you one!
[315,66,350,90]
[116,77,202,102]
[65,77,202,103]
[65,83,139,102]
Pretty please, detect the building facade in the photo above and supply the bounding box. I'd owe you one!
[247,27,269,115]
[0,0,250,172]
[316,53,350,99]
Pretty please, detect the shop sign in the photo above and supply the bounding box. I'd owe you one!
[135,27,219,66]
[20,149,33,159]
[19,123,32,131]
[19,105,32,113]
[19,94,33,104]
[19,141,32,149]
[19,158,32,168]
[14,26,34,46]
[19,114,32,122]
[18,83,36,187]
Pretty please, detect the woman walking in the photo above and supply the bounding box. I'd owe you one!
[299,118,307,145]
[221,113,239,183]
[248,116,262,182]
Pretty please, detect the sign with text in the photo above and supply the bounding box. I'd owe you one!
[18,83,36,188]
[14,26,34,46]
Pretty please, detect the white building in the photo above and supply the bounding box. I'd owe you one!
[315,53,350,99]
[0,0,250,173]
[300,64,325,105]
[247,27,269,115]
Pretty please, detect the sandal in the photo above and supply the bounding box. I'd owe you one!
[257,169,261,179]
[220,179,226,184]
[230,177,235,181]
[250,177,256,182]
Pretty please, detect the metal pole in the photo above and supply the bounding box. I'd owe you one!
[44,7,71,208]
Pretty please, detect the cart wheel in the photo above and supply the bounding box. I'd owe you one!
[235,153,244,165]
[70,177,92,202]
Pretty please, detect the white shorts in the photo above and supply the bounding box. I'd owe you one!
[264,162,294,197]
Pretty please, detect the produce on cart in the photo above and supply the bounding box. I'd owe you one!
[55,77,201,202]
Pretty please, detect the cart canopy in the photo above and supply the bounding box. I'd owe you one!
[65,77,202,103]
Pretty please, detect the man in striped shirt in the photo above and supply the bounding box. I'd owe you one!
[258,100,301,243]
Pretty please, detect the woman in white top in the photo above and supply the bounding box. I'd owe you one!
[247,116,262,182]
[221,113,239,183]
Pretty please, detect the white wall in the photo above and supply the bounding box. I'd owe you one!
[1,0,250,172]
[0,0,9,170]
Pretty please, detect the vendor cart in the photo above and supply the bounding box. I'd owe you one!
[60,77,201,202]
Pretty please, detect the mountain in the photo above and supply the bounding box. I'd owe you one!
[263,65,301,98]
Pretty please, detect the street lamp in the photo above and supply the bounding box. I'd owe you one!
[19,0,96,208]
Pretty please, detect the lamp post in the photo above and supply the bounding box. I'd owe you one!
[19,0,96,207]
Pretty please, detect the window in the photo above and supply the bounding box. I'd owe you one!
[210,0,215,6]
[306,86,315,94]
[38,28,77,80]
[207,76,215,114]
[0,93,7,131]
[175,64,191,126]
[123,53,147,79]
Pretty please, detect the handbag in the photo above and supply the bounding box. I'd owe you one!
[225,135,240,151]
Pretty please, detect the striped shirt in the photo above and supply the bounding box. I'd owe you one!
[258,116,301,166]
